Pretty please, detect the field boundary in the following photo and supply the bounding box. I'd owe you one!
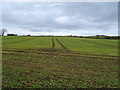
[2,49,119,61]
[2,48,118,58]
[35,49,118,58]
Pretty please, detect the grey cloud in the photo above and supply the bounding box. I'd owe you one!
[2,2,118,35]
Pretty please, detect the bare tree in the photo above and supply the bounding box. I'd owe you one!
[0,28,7,36]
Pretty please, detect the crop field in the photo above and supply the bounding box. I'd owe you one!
[2,36,119,88]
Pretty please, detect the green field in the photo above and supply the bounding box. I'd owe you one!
[2,36,119,88]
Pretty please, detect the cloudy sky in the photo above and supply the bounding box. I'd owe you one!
[2,2,118,36]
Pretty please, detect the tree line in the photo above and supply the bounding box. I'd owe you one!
[69,35,120,39]
[0,28,119,39]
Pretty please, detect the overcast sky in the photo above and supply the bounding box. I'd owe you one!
[2,2,118,36]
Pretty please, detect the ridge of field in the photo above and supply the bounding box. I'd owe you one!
[55,37,118,56]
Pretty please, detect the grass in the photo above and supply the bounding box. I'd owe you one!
[2,36,52,49]
[3,52,118,88]
[2,36,119,88]
[3,36,118,56]
[55,37,118,56]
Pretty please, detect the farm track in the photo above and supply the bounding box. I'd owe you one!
[2,48,118,58]
[36,49,118,57]
[52,37,55,49]
[2,49,119,61]
[55,38,69,50]
[3,48,118,58]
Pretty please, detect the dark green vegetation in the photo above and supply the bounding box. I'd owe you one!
[2,36,119,88]
[72,35,120,39]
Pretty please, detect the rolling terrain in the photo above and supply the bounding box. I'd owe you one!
[2,36,119,88]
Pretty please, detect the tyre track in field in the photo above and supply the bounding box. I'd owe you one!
[3,48,118,58]
[36,49,118,57]
[52,37,55,49]
[55,38,69,50]
[2,50,119,61]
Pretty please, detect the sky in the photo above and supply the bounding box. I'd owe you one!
[1,2,118,36]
